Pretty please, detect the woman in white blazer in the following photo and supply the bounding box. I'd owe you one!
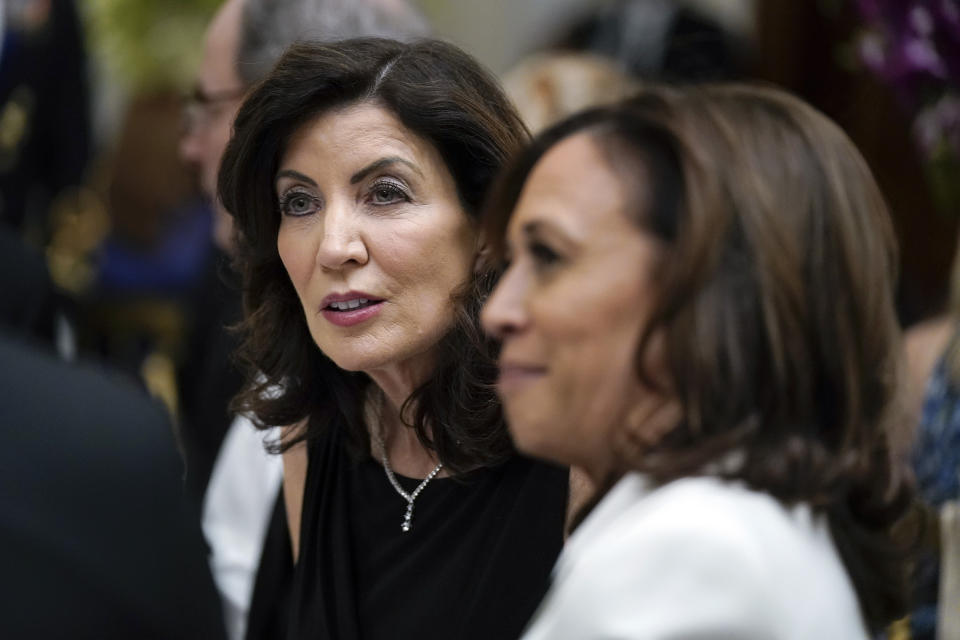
[481,84,915,638]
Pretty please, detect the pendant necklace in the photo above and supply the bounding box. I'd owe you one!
[374,427,444,533]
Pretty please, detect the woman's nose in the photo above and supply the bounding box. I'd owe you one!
[315,204,368,270]
[481,265,529,339]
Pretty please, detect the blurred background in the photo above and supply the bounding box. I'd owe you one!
[2,0,957,410]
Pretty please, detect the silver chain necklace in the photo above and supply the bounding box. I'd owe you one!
[373,428,444,532]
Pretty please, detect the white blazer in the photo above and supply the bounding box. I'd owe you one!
[522,473,868,639]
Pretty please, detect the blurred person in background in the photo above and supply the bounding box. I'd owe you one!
[0,6,221,636]
[0,224,58,346]
[549,0,742,84]
[502,51,636,135]
[0,0,90,241]
[482,84,914,638]
[852,2,960,636]
[178,1,429,638]
[219,37,568,640]
[0,0,88,358]
[903,261,960,638]
[0,329,226,639]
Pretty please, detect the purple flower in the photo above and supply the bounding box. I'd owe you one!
[910,5,935,36]
[902,38,948,78]
[854,0,960,158]
[855,0,959,77]
[915,95,960,156]
[856,0,908,25]
[935,0,960,42]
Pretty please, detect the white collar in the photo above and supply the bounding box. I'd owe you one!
[562,472,653,562]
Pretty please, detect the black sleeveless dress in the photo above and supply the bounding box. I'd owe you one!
[287,423,568,640]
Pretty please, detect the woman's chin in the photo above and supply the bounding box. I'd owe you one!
[318,348,384,373]
[506,415,564,464]
[326,356,382,373]
[323,349,422,377]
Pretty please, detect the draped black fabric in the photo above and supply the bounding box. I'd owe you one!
[288,423,568,640]
[246,493,294,640]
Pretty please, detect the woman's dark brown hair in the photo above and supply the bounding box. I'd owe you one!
[483,83,914,633]
[218,38,528,473]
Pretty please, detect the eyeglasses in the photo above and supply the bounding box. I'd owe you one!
[182,85,247,133]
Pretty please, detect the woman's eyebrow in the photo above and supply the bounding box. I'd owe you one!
[350,156,422,184]
[522,217,583,250]
[275,169,317,186]
[522,220,545,238]
[523,219,570,243]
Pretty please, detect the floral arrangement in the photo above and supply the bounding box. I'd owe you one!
[855,0,960,211]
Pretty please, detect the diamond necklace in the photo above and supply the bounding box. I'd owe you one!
[373,428,444,533]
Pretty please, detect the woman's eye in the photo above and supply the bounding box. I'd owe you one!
[529,241,561,268]
[369,181,409,206]
[279,191,320,217]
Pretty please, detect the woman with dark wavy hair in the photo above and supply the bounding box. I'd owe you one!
[482,84,914,638]
[217,38,568,639]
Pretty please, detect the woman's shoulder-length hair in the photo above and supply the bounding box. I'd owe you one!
[218,37,529,473]
[483,83,915,633]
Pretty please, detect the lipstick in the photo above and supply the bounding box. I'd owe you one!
[496,362,547,393]
[320,291,384,327]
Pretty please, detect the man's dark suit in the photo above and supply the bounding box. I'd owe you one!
[0,333,226,639]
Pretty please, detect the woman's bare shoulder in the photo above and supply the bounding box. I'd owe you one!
[901,315,956,438]
[905,315,954,388]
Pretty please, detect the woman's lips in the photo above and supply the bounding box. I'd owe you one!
[496,363,547,393]
[320,300,385,327]
[319,291,384,327]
